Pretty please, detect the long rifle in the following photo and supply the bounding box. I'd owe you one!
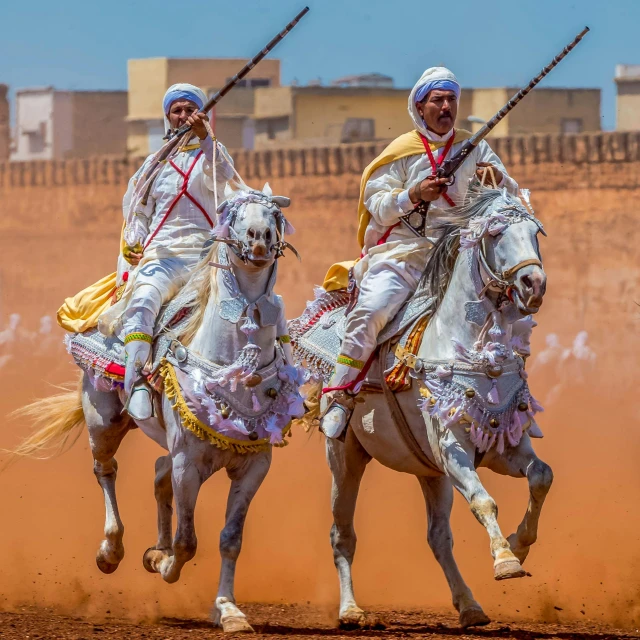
[164,6,310,141]
[137,7,310,207]
[400,26,590,238]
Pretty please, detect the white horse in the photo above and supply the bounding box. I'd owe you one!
[14,185,304,632]
[296,187,552,628]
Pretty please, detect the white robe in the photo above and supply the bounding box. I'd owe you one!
[339,130,518,384]
[101,137,234,338]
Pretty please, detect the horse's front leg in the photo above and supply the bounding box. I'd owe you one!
[436,425,525,580]
[84,380,131,574]
[214,450,271,633]
[483,435,553,564]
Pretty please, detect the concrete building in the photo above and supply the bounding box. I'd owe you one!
[11,87,127,162]
[247,84,601,149]
[0,85,9,161]
[462,87,601,136]
[615,65,640,131]
[127,57,281,156]
[330,73,394,89]
[249,85,409,148]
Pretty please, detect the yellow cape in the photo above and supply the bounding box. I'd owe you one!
[57,226,127,333]
[323,128,473,291]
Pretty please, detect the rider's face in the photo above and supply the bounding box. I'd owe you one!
[418,89,458,135]
[167,100,199,129]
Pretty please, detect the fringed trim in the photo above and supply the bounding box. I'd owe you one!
[160,359,289,454]
[336,354,365,370]
[385,315,430,392]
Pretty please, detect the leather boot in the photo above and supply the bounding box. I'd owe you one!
[319,390,357,441]
[123,338,153,420]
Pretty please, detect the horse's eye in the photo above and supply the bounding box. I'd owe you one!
[266,229,272,243]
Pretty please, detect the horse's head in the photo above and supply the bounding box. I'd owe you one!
[215,183,294,271]
[460,187,547,315]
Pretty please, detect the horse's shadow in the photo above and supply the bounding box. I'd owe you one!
[158,616,637,639]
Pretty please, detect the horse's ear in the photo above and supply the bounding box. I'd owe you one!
[224,183,235,199]
[217,200,228,214]
[272,195,291,209]
[263,182,273,197]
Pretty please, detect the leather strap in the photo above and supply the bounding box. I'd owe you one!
[379,341,440,473]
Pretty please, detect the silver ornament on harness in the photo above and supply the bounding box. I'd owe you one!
[219,296,247,324]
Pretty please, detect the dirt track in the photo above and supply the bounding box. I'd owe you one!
[2,604,638,640]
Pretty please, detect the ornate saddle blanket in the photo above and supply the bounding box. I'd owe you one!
[66,287,197,391]
[288,287,435,390]
[158,342,305,453]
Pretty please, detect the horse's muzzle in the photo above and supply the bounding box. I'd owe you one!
[514,267,546,314]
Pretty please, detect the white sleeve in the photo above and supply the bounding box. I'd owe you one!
[476,140,518,195]
[202,139,236,192]
[363,158,413,227]
[123,155,155,247]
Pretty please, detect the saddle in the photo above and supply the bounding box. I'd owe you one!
[66,286,197,390]
[288,286,435,391]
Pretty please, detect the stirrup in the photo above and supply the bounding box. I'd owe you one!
[319,391,357,441]
[123,377,155,421]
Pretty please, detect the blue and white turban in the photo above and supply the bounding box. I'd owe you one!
[408,67,461,136]
[162,83,207,115]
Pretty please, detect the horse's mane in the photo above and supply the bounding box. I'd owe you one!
[420,185,508,309]
[175,241,220,346]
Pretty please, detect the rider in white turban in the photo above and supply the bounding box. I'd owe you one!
[320,67,519,439]
[100,82,235,420]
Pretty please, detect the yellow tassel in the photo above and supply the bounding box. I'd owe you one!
[160,360,290,454]
[386,315,430,391]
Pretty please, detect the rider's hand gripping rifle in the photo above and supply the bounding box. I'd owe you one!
[400,26,590,238]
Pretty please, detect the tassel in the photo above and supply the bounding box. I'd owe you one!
[487,379,500,404]
[252,392,261,412]
[530,395,544,413]
[496,431,505,454]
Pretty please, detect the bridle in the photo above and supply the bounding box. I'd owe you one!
[471,203,545,299]
[211,191,299,265]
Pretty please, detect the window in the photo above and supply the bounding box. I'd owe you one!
[225,78,271,88]
[26,121,47,154]
[341,118,375,143]
[561,118,583,134]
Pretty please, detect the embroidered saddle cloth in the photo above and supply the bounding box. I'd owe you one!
[288,286,435,390]
[66,286,197,389]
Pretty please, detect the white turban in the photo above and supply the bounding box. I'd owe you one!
[408,67,461,136]
[162,83,208,130]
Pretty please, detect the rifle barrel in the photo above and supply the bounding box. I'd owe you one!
[170,6,310,139]
[469,26,590,148]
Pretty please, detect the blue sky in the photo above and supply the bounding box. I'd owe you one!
[1,0,635,130]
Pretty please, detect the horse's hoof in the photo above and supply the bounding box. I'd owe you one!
[96,555,120,575]
[142,547,163,574]
[339,606,366,628]
[221,615,254,634]
[459,606,491,628]
[507,534,531,564]
[494,558,526,580]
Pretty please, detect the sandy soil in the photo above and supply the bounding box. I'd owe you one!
[0,185,638,635]
[2,603,639,640]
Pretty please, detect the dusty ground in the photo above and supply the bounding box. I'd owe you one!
[2,604,639,640]
[0,184,638,636]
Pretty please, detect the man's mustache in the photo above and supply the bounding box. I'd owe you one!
[439,111,453,120]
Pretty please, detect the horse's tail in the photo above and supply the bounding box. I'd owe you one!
[293,377,323,433]
[7,377,86,461]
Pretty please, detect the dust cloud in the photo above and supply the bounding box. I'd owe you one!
[0,186,638,628]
